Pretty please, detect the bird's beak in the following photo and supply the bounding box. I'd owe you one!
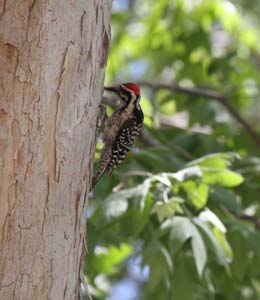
[104,86,119,94]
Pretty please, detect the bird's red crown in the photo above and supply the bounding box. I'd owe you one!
[122,83,140,96]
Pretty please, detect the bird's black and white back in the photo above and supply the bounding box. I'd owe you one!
[92,83,143,188]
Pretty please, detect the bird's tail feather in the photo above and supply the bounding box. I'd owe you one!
[91,163,108,189]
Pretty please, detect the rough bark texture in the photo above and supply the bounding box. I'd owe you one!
[0,1,112,299]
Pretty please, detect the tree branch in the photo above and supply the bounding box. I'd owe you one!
[139,81,260,148]
[235,213,260,229]
[222,207,260,229]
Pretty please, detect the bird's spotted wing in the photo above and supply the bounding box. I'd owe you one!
[108,117,142,172]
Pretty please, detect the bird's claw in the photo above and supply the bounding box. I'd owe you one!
[97,104,108,130]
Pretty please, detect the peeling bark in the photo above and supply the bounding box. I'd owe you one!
[0,1,112,299]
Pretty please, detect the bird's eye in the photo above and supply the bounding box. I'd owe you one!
[119,86,125,94]
[119,88,129,102]
[120,93,128,102]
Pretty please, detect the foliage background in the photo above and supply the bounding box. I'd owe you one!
[85,0,260,299]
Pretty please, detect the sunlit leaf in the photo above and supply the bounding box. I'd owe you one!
[213,227,233,262]
[188,152,240,169]
[181,181,209,209]
[201,167,244,187]
[199,208,226,233]
[194,218,229,266]
[92,243,132,275]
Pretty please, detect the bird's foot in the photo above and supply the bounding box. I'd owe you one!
[97,104,108,130]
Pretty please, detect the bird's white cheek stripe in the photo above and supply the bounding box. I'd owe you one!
[136,97,141,110]
[124,87,141,110]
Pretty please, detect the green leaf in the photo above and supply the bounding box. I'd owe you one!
[181,181,209,209]
[101,190,132,220]
[199,209,226,233]
[188,152,240,169]
[209,187,242,213]
[162,217,193,255]
[194,218,229,266]
[92,243,132,275]
[138,179,152,211]
[213,227,233,262]
[228,230,249,281]
[191,222,207,277]
[163,216,207,276]
[152,197,184,222]
[100,181,151,221]
[201,167,244,187]
[171,255,198,300]
[102,195,129,220]
[133,188,154,236]
[143,241,173,293]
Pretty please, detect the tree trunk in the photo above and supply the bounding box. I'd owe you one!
[0,1,112,299]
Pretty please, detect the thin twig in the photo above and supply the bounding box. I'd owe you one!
[119,170,154,177]
[221,206,260,229]
[139,81,260,148]
[142,127,194,160]
[235,213,260,229]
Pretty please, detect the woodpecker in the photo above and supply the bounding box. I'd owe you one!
[92,83,143,188]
